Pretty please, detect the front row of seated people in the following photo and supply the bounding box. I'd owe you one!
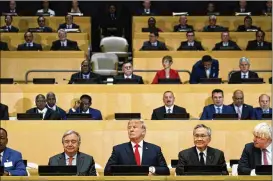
[0,121,271,176]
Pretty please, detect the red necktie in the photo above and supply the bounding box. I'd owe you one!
[68,157,73,165]
[263,149,268,165]
[134,144,141,165]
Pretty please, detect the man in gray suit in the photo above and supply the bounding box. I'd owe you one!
[48,130,97,176]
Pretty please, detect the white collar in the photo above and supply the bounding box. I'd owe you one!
[131,140,144,148]
[37,107,47,113]
[262,143,272,153]
[234,104,243,109]
[214,105,223,110]
[165,105,174,112]
[65,153,77,160]
[47,104,57,111]
[196,147,208,157]
[82,108,89,114]
[124,74,132,79]
[241,71,249,75]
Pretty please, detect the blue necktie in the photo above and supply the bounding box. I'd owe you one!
[167,109,171,113]
[217,108,221,114]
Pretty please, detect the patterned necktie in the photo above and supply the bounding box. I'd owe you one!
[217,107,221,114]
[262,149,268,165]
[134,144,141,166]
[237,107,241,119]
[167,109,171,113]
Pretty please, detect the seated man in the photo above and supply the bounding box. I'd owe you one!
[203,15,226,32]
[0,15,19,32]
[17,31,43,51]
[206,2,220,15]
[212,31,241,51]
[68,60,101,84]
[176,124,228,175]
[234,0,250,13]
[0,41,9,51]
[173,16,194,32]
[26,94,61,120]
[68,94,103,120]
[142,17,162,32]
[104,120,170,176]
[0,103,9,120]
[48,130,97,175]
[58,14,80,30]
[7,0,18,15]
[151,91,187,120]
[229,57,259,84]
[46,92,67,120]
[237,16,260,32]
[50,29,80,51]
[246,30,272,50]
[238,122,272,175]
[228,90,253,120]
[29,16,53,32]
[262,0,272,15]
[0,128,27,176]
[252,94,272,120]
[136,0,157,16]
[177,31,204,51]
[36,0,55,16]
[200,89,233,120]
[114,61,144,84]
[189,55,219,84]
[140,31,168,51]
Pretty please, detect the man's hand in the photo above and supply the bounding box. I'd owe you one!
[73,100,81,110]
[3,171,9,176]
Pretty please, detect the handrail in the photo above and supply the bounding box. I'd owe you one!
[134,69,191,77]
[228,70,272,80]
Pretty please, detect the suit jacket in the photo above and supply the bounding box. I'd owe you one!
[176,146,228,175]
[26,107,61,120]
[48,152,96,176]
[177,41,204,51]
[50,39,80,51]
[228,103,253,120]
[104,141,170,176]
[203,25,226,32]
[17,43,42,51]
[246,40,272,50]
[0,41,9,51]
[212,40,241,51]
[58,23,80,30]
[189,59,219,84]
[238,142,263,175]
[152,69,180,84]
[237,25,259,32]
[46,105,67,120]
[229,71,259,84]
[68,72,101,84]
[140,41,168,51]
[200,104,234,120]
[251,107,272,120]
[173,24,194,32]
[68,107,103,120]
[151,105,187,120]
[1,147,27,176]
[269,77,272,84]
[0,103,9,120]
[114,74,144,84]
[28,26,53,32]
[0,25,19,32]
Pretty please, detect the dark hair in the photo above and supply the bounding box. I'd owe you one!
[5,15,12,21]
[80,94,92,103]
[162,55,173,63]
[150,31,159,37]
[122,61,133,66]
[35,94,46,101]
[201,55,212,63]
[0,128,8,137]
[37,16,45,23]
[212,89,224,97]
[186,31,195,36]
[66,14,73,19]
[148,17,156,23]
[256,30,265,37]
[244,15,252,22]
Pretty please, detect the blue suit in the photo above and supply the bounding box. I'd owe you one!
[104,141,170,176]
[46,105,67,120]
[68,107,102,120]
[190,59,219,84]
[252,107,272,120]
[200,104,234,120]
[228,104,253,120]
[1,147,27,176]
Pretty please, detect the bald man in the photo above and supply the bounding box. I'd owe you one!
[46,92,67,120]
[252,94,272,120]
[212,31,241,51]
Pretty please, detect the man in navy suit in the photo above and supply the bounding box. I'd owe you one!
[46,92,67,120]
[177,31,204,51]
[104,120,170,176]
[32,16,53,32]
[140,32,168,51]
[0,15,19,32]
[50,29,80,51]
[17,31,43,51]
[200,89,234,120]
[68,94,103,120]
[246,30,272,51]
[252,94,272,120]
[229,90,253,120]
[0,128,27,176]
[0,103,9,120]
[212,31,241,51]
[189,55,219,84]
[58,14,80,30]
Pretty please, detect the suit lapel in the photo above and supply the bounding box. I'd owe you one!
[210,105,216,115]
[44,109,51,120]
[190,147,200,165]
[141,141,149,165]
[206,147,215,165]
[57,153,66,165]
[254,148,261,166]
[125,142,137,164]
[77,152,84,172]
[2,148,10,165]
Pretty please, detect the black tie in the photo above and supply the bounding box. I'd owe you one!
[199,152,205,165]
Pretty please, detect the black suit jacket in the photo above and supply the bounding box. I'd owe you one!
[28,26,53,32]
[68,72,101,84]
[104,141,170,176]
[0,41,9,51]
[238,142,262,175]
[58,23,80,30]
[114,74,144,84]
[176,146,228,175]
[177,41,204,51]
[246,40,272,50]
[17,43,43,51]
[48,152,97,176]
[228,103,254,120]
[50,39,80,51]
[229,71,259,84]
[173,24,194,32]
[0,25,19,32]
[237,25,259,32]
[212,40,241,51]
[25,107,61,120]
[140,41,168,51]
[151,105,187,120]
[0,103,9,120]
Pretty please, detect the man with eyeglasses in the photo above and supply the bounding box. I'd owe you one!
[252,94,272,120]
[176,124,228,175]
[32,16,53,32]
[17,31,42,51]
[48,130,97,176]
[177,31,204,51]
[212,31,241,51]
[50,29,80,51]
[140,31,168,51]
[246,30,272,50]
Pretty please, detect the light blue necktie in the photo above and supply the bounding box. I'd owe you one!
[167,109,171,113]
[216,107,221,114]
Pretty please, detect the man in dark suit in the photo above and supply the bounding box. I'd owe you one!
[7,0,18,15]
[173,16,194,32]
[203,15,226,32]
[140,31,168,51]
[68,94,103,120]
[151,91,187,120]
[29,16,53,32]
[114,61,144,84]
[26,94,61,120]
[246,30,272,50]
[229,90,253,120]
[238,122,272,175]
[0,41,9,51]
[189,55,219,84]
[136,0,157,16]
[176,124,228,175]
[252,94,272,120]
[0,128,27,176]
[46,92,67,120]
[234,0,251,13]
[0,15,19,32]
[212,31,241,51]
[229,57,259,84]
[200,89,234,120]
[48,130,97,176]
[262,1,272,15]
[17,31,43,51]
[177,31,204,51]
[58,14,80,30]
[104,120,170,176]
[237,16,260,32]
[50,29,80,51]
[0,103,9,120]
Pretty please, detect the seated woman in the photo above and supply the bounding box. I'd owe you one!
[152,55,181,84]
[142,17,163,32]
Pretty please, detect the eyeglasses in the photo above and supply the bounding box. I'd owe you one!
[194,134,209,139]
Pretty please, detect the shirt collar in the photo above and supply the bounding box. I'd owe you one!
[214,105,223,109]
[124,74,132,79]
[234,104,243,109]
[37,107,47,113]
[241,71,249,76]
[131,140,144,148]
[82,108,90,114]
[262,143,272,153]
[165,105,174,111]
[65,153,77,160]
[0,151,3,157]
[47,104,57,111]
[196,147,208,157]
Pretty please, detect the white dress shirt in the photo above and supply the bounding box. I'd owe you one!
[205,68,211,78]
[188,42,194,46]
[196,148,208,164]
[26,42,34,47]
[61,40,67,47]
[65,153,77,166]
[37,107,48,119]
[151,41,158,46]
[37,9,55,16]
[165,105,174,113]
[66,24,73,29]
[131,140,144,164]
[0,151,3,163]
[47,104,56,111]
[144,9,150,14]
[124,74,132,79]
[261,143,272,165]
[241,71,249,78]
[214,105,223,113]
[222,42,229,46]
[82,73,90,79]
[82,109,90,114]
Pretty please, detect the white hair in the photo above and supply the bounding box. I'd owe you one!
[58,29,67,35]
[209,15,217,20]
[253,122,272,139]
[62,130,81,143]
[239,57,250,64]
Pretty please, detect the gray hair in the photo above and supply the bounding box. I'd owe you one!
[58,29,67,35]
[253,122,272,140]
[193,124,212,137]
[62,130,81,144]
[239,57,250,64]
[209,15,217,20]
